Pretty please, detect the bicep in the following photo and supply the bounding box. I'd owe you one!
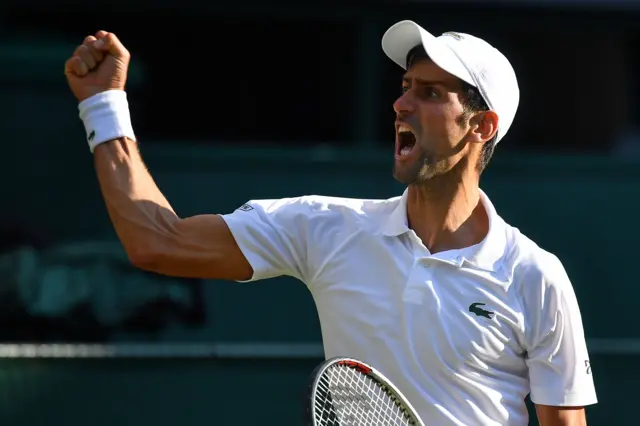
[133,214,253,281]
[535,404,586,426]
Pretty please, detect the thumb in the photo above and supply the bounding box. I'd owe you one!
[93,31,129,58]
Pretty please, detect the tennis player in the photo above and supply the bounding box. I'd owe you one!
[65,21,597,426]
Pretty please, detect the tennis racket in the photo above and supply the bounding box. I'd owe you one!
[306,357,425,426]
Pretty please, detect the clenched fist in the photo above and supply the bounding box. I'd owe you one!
[65,31,130,102]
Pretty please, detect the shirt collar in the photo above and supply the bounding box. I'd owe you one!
[378,189,410,237]
[377,188,508,272]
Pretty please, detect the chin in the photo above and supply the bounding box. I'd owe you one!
[392,164,419,185]
[394,163,445,186]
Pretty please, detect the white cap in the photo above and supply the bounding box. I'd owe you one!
[381,20,519,144]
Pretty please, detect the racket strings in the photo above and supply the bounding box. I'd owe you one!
[314,365,417,426]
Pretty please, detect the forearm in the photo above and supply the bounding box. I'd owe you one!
[93,137,178,260]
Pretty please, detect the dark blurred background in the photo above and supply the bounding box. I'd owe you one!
[0,0,637,424]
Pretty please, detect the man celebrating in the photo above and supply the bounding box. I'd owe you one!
[65,20,597,425]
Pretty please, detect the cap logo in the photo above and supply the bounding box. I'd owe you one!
[442,32,463,41]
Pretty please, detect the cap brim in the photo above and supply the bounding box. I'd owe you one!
[381,20,475,86]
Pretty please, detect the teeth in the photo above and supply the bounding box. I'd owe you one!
[398,126,412,134]
[400,145,413,155]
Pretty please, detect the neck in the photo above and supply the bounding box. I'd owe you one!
[406,169,489,254]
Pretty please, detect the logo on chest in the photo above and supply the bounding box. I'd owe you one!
[468,302,494,319]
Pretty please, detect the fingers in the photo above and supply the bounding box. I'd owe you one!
[65,56,88,77]
[73,45,97,72]
[65,31,129,77]
[83,35,104,63]
[93,31,130,60]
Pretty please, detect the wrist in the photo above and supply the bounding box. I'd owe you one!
[78,90,136,153]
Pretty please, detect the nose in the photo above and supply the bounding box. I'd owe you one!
[393,90,415,115]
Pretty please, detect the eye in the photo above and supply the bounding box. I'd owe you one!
[424,87,440,99]
[401,85,409,94]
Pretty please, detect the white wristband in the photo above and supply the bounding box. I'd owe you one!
[78,90,137,153]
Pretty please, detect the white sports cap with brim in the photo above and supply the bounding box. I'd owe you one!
[381,20,519,145]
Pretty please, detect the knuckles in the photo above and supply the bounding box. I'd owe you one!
[64,31,130,86]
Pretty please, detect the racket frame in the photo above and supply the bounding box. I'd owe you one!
[305,356,426,426]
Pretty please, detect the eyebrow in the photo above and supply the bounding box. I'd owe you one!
[402,76,451,87]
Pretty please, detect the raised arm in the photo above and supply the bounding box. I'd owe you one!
[64,31,252,280]
[93,138,252,280]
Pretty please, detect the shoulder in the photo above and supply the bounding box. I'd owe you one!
[242,194,403,232]
[501,223,572,299]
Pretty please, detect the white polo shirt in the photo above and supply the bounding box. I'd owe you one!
[221,189,597,426]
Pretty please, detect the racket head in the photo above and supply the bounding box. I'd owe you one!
[305,357,425,426]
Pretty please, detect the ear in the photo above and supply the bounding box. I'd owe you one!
[469,111,498,144]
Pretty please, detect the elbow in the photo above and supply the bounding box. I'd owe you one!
[123,236,165,272]
[126,245,160,271]
[127,248,158,271]
[121,219,181,272]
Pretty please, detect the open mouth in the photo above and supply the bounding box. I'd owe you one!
[396,125,417,157]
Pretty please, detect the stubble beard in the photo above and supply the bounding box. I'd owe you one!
[393,148,441,186]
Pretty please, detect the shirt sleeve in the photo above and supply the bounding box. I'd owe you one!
[219,197,312,283]
[521,253,598,407]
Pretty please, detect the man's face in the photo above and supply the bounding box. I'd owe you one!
[392,58,474,185]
